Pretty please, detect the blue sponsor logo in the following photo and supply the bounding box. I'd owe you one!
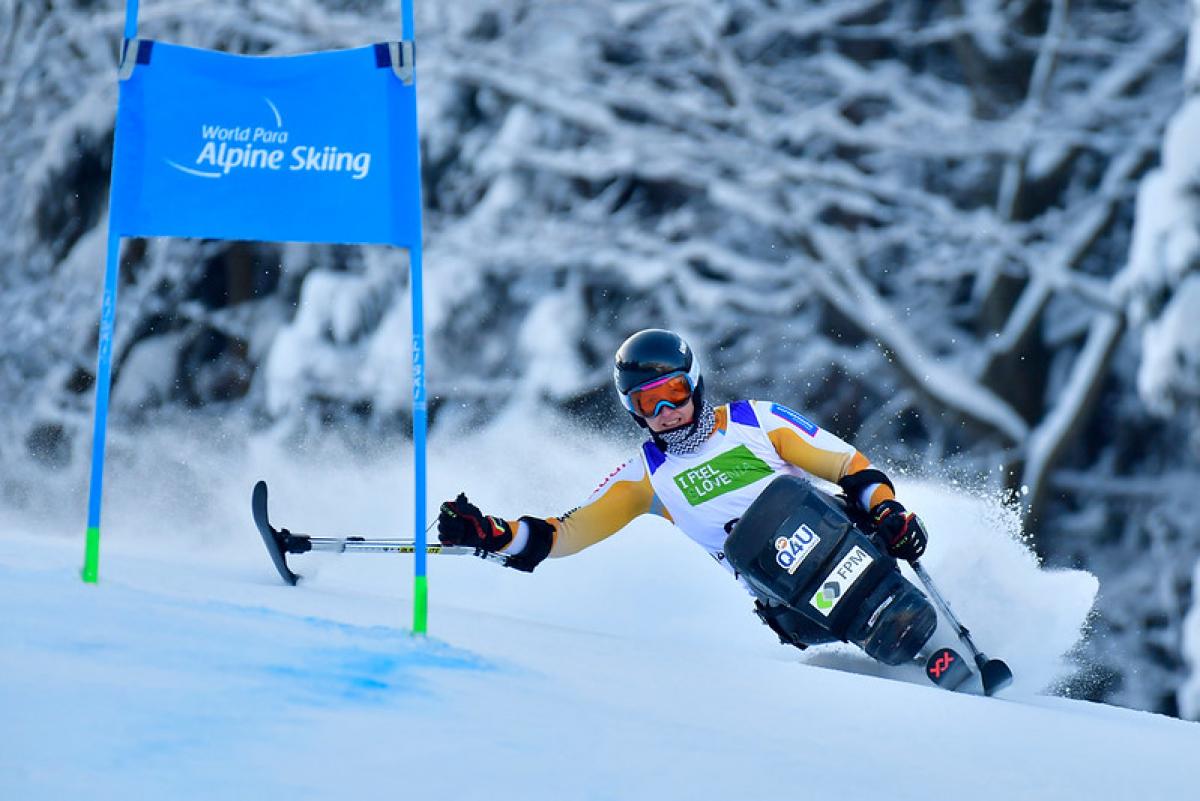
[771,404,819,436]
[774,524,821,574]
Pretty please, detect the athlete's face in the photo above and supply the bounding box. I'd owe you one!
[644,397,695,433]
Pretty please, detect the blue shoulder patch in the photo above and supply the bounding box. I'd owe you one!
[728,400,759,428]
[642,440,667,475]
[771,404,819,437]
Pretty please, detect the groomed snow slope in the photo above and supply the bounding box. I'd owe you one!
[2,417,1197,800]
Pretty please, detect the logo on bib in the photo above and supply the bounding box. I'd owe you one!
[672,445,772,506]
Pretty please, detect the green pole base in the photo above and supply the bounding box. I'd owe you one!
[82,526,101,584]
[412,574,428,635]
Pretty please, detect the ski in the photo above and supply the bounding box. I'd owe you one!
[251,480,509,585]
[924,647,973,692]
[252,480,303,585]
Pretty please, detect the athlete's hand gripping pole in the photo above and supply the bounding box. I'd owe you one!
[871,499,928,562]
[436,494,516,552]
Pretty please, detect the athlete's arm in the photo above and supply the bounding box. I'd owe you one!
[504,458,669,561]
[752,400,896,511]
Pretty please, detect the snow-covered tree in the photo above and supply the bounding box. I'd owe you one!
[1123,1,1200,428]
[1121,0,1200,720]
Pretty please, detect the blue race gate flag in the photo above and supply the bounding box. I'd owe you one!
[110,40,421,247]
[87,27,430,637]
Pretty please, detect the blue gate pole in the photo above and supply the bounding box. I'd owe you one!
[401,0,429,634]
[401,0,414,43]
[82,231,122,583]
[83,0,139,583]
[411,243,428,634]
[124,1,139,38]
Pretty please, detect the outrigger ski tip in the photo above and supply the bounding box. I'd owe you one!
[252,480,301,586]
[977,654,1014,696]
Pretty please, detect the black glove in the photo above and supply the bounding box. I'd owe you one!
[871,499,927,562]
[437,494,513,553]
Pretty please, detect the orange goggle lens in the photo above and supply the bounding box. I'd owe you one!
[629,373,693,418]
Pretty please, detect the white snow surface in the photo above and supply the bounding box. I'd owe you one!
[3,415,1197,800]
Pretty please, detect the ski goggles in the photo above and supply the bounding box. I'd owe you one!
[625,372,695,418]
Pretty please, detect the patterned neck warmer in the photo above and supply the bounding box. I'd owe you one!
[654,400,717,456]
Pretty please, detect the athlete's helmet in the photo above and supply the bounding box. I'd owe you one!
[613,329,704,421]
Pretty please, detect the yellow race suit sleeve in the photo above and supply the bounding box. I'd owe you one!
[505,457,669,559]
[752,400,896,511]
